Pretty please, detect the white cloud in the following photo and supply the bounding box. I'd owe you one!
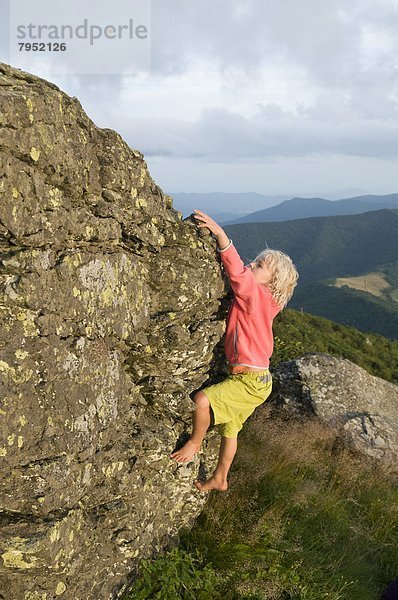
[91,0,398,161]
[122,102,398,160]
[5,0,398,193]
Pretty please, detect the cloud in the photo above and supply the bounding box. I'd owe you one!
[150,0,359,84]
[121,100,398,160]
[7,0,398,165]
[119,0,398,160]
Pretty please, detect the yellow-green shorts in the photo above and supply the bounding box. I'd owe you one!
[201,369,272,438]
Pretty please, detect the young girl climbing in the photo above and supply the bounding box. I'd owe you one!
[170,209,299,492]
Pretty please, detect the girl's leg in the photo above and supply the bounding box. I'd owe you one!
[194,436,237,492]
[170,391,211,462]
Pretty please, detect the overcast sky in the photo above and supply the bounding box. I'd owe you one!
[1,0,398,197]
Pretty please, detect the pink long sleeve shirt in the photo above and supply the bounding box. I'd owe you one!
[218,239,281,370]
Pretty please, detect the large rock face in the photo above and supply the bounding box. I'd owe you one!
[271,353,398,469]
[0,63,228,599]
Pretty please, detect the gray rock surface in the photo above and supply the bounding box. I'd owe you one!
[0,62,228,600]
[271,353,398,467]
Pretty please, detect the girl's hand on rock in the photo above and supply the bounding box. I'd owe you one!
[193,209,223,236]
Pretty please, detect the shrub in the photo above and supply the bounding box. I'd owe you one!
[124,546,225,600]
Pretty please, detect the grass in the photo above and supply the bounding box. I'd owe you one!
[179,414,398,599]
[124,412,398,599]
[333,272,390,298]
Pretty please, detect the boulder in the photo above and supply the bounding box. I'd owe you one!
[0,62,228,600]
[271,353,398,468]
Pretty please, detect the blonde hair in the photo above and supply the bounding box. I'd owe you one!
[254,248,299,309]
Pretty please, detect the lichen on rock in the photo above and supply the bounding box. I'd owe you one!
[0,62,228,600]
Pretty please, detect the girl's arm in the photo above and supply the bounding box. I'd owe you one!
[193,209,258,312]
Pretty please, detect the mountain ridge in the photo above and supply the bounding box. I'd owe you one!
[223,193,398,224]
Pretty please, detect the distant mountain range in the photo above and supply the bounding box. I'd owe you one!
[222,193,398,224]
[223,209,398,339]
[168,192,289,221]
[168,188,368,221]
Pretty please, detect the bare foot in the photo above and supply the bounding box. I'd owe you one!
[194,476,228,492]
[170,439,201,463]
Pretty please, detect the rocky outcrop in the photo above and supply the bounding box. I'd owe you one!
[270,353,398,470]
[0,63,229,599]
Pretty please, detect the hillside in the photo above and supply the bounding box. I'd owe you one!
[272,308,398,383]
[224,209,398,338]
[224,193,398,224]
[290,281,398,340]
[224,209,398,282]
